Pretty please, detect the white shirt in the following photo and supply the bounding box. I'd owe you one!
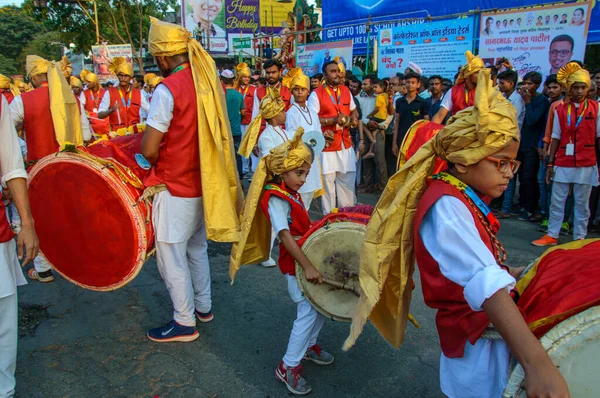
[551,104,600,186]
[258,125,291,158]
[419,195,515,398]
[286,104,324,194]
[268,196,291,236]
[0,95,28,297]
[140,89,151,121]
[506,90,526,132]
[146,85,174,133]
[10,93,92,142]
[440,87,454,112]
[98,86,150,123]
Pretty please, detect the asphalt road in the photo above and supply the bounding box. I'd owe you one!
[15,192,595,398]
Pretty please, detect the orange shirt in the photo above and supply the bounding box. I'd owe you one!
[543,99,564,144]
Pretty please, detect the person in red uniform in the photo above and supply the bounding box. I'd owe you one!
[80,69,110,138]
[251,60,292,134]
[141,17,241,343]
[308,61,359,214]
[432,51,485,124]
[0,75,19,104]
[97,57,149,131]
[9,55,86,283]
[234,62,256,176]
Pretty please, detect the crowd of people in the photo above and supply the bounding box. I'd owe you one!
[0,13,598,397]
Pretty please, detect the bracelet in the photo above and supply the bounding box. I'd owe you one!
[546,164,554,168]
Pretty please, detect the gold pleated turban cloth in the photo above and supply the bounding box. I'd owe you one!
[457,51,485,84]
[229,128,311,281]
[144,73,163,88]
[235,62,251,77]
[557,62,591,92]
[109,56,134,77]
[238,86,286,157]
[334,56,346,77]
[80,69,99,84]
[283,67,310,90]
[147,17,243,243]
[343,68,519,351]
[60,56,73,79]
[0,74,20,98]
[70,76,82,88]
[25,55,83,149]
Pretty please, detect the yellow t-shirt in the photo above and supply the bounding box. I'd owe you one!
[374,93,388,120]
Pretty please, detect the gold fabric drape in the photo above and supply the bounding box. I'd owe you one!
[0,74,20,98]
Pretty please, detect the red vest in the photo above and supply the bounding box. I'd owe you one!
[144,67,202,198]
[256,83,292,133]
[1,90,15,104]
[260,183,311,275]
[83,89,109,135]
[555,100,599,167]
[107,87,142,130]
[413,180,497,358]
[238,84,256,125]
[450,82,475,115]
[314,84,353,152]
[0,99,15,243]
[21,85,59,162]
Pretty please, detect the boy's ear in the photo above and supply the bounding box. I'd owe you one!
[454,163,469,174]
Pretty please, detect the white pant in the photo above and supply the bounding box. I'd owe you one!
[282,275,326,368]
[548,182,592,240]
[33,252,52,273]
[0,293,17,398]
[321,171,356,214]
[300,192,314,212]
[240,125,250,174]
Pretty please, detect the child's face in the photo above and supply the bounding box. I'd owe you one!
[405,77,420,93]
[373,84,383,94]
[453,140,519,198]
[268,111,286,126]
[281,162,311,192]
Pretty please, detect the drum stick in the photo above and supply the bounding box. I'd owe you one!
[321,277,361,297]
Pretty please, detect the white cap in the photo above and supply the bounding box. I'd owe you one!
[221,69,235,79]
[408,62,422,75]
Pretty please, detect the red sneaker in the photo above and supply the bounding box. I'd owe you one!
[275,361,312,395]
[531,234,558,247]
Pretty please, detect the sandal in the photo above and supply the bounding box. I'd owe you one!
[27,268,55,283]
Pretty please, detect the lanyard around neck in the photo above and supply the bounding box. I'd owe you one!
[118,87,131,109]
[567,100,588,129]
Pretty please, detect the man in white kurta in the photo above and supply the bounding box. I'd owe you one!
[0,95,39,398]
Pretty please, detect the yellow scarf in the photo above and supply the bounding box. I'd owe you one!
[344,69,519,351]
[457,51,485,85]
[0,74,20,98]
[229,128,311,281]
[26,55,83,148]
[148,17,243,242]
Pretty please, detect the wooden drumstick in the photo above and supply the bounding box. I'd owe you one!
[321,277,361,297]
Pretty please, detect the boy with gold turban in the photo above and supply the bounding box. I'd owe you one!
[80,69,109,137]
[533,63,599,247]
[432,51,484,123]
[234,62,256,177]
[284,67,324,209]
[9,54,88,283]
[0,75,20,104]
[344,69,569,397]
[98,56,149,131]
[230,129,333,396]
[140,17,242,343]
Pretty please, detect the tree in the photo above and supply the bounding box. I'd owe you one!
[17,31,64,68]
[0,54,18,76]
[0,6,47,61]
[24,0,180,73]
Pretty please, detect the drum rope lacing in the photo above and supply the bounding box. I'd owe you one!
[76,150,144,189]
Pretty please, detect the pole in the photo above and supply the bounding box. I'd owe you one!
[93,0,99,44]
[365,15,371,74]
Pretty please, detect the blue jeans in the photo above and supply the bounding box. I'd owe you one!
[501,178,517,213]
[537,159,551,216]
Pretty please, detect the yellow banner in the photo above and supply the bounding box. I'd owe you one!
[260,0,295,27]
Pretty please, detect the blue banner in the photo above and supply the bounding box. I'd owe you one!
[322,0,599,47]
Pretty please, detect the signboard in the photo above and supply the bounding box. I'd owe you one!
[91,44,133,84]
[226,0,259,33]
[260,0,295,29]
[377,17,475,78]
[321,0,600,45]
[478,2,592,79]
[181,0,228,53]
[232,37,252,50]
[296,40,353,77]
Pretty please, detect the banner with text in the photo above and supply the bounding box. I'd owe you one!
[225,0,259,33]
[478,2,591,79]
[91,44,133,84]
[377,17,475,79]
[296,40,353,77]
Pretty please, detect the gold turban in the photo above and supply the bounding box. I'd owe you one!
[80,69,99,84]
[148,17,242,242]
[283,67,310,90]
[558,62,591,92]
[229,128,311,281]
[238,86,286,157]
[144,73,162,89]
[109,56,134,77]
[334,56,346,77]
[70,76,82,88]
[0,74,20,98]
[60,56,73,79]
[25,55,83,149]
[234,62,251,78]
[343,68,519,351]
[457,51,485,84]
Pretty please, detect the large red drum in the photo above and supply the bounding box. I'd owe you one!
[398,119,447,173]
[27,134,154,291]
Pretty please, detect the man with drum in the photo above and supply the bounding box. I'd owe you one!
[80,69,110,138]
[9,55,87,283]
[141,17,241,343]
[98,57,149,131]
[308,61,359,214]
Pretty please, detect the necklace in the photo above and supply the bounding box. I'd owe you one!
[294,103,313,126]
[272,126,289,142]
[264,184,304,209]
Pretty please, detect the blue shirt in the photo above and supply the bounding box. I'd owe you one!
[521,93,550,149]
[225,88,244,136]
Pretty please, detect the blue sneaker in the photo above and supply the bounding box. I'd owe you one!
[195,309,214,323]
[147,320,199,343]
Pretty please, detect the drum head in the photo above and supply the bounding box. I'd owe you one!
[296,221,365,322]
[28,152,150,291]
[503,306,600,397]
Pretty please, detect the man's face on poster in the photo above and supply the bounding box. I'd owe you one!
[496,21,501,29]
[193,0,222,23]
[549,40,573,70]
